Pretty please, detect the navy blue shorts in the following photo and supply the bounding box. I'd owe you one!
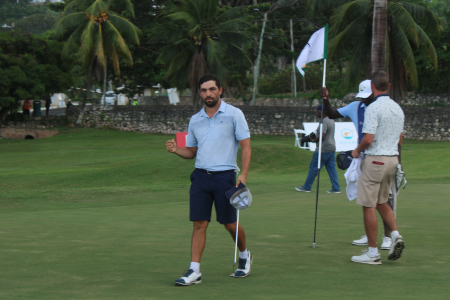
[189,169,237,224]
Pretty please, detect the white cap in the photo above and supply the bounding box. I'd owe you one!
[355,80,372,98]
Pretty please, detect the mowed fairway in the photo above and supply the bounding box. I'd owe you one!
[1,128,449,300]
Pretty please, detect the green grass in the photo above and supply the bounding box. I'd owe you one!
[0,128,449,299]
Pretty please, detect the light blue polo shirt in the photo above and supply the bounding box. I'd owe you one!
[186,100,250,171]
[337,100,366,131]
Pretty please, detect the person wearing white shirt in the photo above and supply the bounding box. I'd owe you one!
[350,71,405,265]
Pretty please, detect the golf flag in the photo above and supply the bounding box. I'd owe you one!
[296,25,328,77]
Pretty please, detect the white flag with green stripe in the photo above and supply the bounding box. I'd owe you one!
[296,25,328,77]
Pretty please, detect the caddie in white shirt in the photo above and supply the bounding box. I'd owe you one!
[350,71,405,265]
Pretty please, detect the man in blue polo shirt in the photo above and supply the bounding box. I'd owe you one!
[166,74,252,286]
[321,80,394,250]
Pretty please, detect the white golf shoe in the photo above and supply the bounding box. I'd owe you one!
[352,235,368,245]
[380,235,392,250]
[388,235,405,261]
[234,251,253,278]
[351,249,382,265]
[174,269,202,286]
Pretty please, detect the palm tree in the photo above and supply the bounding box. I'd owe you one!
[53,0,142,123]
[153,0,252,111]
[311,0,441,101]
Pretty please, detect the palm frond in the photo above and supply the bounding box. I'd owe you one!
[205,0,217,20]
[389,2,420,45]
[221,42,252,66]
[413,23,438,70]
[53,12,87,38]
[389,3,438,70]
[343,33,372,91]
[86,0,109,16]
[309,0,353,16]
[217,31,251,46]
[157,39,192,65]
[330,0,370,36]
[389,24,418,87]
[214,6,243,25]
[108,14,142,44]
[165,11,199,30]
[209,57,226,83]
[79,19,97,68]
[165,0,203,28]
[399,1,442,36]
[62,0,82,17]
[94,23,106,69]
[183,0,203,25]
[328,13,370,60]
[103,21,133,66]
[164,47,194,80]
[215,16,249,33]
[204,38,225,66]
[110,0,135,19]
[110,47,120,76]
[62,25,86,58]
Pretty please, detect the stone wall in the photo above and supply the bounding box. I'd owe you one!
[0,128,58,139]
[1,115,69,131]
[402,106,450,141]
[3,104,449,141]
[138,92,450,107]
[77,104,450,141]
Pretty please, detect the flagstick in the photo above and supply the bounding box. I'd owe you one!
[312,59,327,249]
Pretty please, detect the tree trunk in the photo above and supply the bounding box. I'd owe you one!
[277,56,286,70]
[371,0,388,74]
[77,55,97,125]
[102,63,107,106]
[190,50,206,112]
[251,12,267,105]
[0,107,9,125]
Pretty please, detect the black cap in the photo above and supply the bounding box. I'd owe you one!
[225,182,247,200]
[336,151,353,170]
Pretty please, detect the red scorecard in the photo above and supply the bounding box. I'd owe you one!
[176,132,188,148]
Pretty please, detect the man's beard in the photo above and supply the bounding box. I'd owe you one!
[204,97,219,107]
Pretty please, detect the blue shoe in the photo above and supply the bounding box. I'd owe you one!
[295,187,311,192]
[326,189,341,193]
[174,269,202,286]
[234,251,253,278]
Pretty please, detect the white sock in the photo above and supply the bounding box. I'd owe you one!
[391,230,400,239]
[369,247,379,256]
[239,249,249,259]
[190,262,200,274]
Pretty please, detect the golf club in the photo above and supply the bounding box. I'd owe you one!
[226,183,252,277]
[230,210,240,277]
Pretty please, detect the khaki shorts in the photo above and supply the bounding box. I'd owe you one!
[356,155,398,208]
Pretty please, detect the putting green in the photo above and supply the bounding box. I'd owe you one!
[0,128,448,299]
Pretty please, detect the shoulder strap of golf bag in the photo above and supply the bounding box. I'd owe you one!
[356,101,365,144]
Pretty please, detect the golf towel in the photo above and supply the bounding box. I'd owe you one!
[344,156,362,201]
